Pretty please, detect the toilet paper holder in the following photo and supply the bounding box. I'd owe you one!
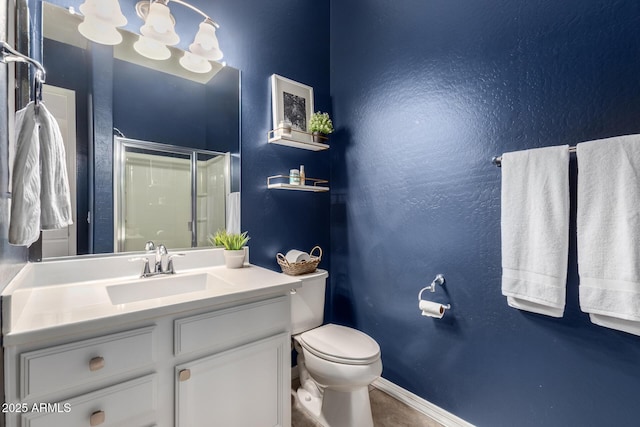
[418,274,451,310]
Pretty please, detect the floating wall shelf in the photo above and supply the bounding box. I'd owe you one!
[268,129,329,151]
[267,175,330,192]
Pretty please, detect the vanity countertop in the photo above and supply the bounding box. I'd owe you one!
[1,250,301,346]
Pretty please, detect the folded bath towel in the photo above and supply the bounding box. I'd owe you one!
[501,145,570,317]
[577,135,640,334]
[9,102,72,246]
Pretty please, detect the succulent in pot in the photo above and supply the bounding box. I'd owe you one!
[308,111,334,143]
[209,230,250,268]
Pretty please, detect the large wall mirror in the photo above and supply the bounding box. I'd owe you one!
[22,0,241,259]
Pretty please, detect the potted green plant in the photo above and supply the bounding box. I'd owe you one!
[209,230,250,268]
[308,111,334,143]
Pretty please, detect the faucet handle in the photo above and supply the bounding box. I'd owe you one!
[166,253,185,274]
[156,244,168,257]
[144,241,155,251]
[128,257,151,277]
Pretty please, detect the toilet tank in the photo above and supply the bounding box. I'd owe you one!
[290,269,328,335]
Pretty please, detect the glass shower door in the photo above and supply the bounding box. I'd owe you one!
[196,152,229,246]
[121,148,193,252]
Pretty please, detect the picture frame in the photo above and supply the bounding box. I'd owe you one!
[271,74,314,132]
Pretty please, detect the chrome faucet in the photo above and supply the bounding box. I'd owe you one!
[129,244,184,277]
[155,244,168,274]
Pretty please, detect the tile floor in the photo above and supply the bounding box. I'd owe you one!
[291,381,445,427]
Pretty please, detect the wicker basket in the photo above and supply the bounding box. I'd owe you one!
[276,246,322,276]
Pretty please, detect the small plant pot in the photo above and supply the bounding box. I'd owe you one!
[224,249,246,268]
[312,132,324,143]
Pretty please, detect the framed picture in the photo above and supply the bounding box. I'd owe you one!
[271,74,314,132]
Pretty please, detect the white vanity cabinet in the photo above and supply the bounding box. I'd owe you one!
[4,326,158,427]
[175,333,289,426]
[174,296,290,427]
[3,294,293,427]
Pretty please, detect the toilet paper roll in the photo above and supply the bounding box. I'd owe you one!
[419,300,446,319]
[285,249,311,263]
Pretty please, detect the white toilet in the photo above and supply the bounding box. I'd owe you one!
[291,269,382,427]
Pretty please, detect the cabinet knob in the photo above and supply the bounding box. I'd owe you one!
[179,368,191,382]
[90,410,105,426]
[89,356,105,371]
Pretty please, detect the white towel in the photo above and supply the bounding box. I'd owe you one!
[9,102,72,246]
[9,103,41,246]
[38,103,72,230]
[577,135,640,334]
[501,145,570,317]
[226,191,240,234]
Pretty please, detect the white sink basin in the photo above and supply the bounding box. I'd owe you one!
[107,273,229,305]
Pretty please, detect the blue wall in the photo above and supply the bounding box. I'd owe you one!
[216,0,331,269]
[329,1,640,426]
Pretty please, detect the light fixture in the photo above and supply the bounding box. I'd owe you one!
[189,20,223,61]
[179,51,212,74]
[78,0,127,45]
[139,1,180,46]
[77,0,225,71]
[133,35,172,60]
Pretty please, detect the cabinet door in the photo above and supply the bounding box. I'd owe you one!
[175,333,290,427]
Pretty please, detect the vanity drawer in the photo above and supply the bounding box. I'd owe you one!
[174,296,289,355]
[20,326,155,399]
[21,374,157,427]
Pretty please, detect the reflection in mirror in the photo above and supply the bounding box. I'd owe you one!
[114,137,230,253]
[39,2,240,258]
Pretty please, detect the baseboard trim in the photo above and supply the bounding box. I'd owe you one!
[371,377,474,427]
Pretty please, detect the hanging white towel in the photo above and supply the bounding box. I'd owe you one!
[226,192,240,234]
[501,145,570,317]
[9,102,72,246]
[577,135,640,334]
[9,103,41,246]
[38,102,72,230]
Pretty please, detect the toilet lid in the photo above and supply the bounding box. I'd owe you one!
[299,324,381,365]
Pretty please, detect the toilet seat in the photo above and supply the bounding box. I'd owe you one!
[298,323,380,365]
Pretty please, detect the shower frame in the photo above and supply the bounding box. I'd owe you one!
[113,136,230,253]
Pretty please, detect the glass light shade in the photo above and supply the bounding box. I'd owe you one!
[133,35,171,60]
[190,22,223,61]
[189,42,223,61]
[79,0,127,27]
[194,22,219,50]
[78,16,122,45]
[179,52,212,74]
[140,3,180,45]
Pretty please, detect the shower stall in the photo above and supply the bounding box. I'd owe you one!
[114,137,230,252]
